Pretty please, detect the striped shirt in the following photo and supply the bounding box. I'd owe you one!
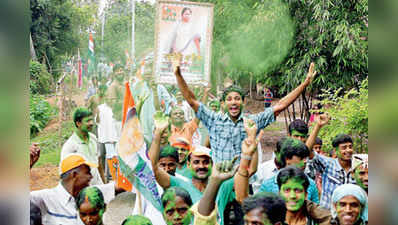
[312,153,356,209]
[196,103,275,163]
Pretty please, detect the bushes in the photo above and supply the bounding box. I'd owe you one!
[315,78,368,153]
[30,95,56,137]
[30,60,53,95]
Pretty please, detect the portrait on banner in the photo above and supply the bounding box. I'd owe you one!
[154,0,214,85]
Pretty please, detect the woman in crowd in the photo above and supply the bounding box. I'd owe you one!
[76,186,106,225]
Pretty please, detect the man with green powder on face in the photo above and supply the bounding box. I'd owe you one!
[173,59,318,164]
[330,184,368,225]
[277,166,331,225]
[304,113,358,209]
[351,154,368,194]
[61,107,105,185]
[150,114,212,203]
[236,137,319,204]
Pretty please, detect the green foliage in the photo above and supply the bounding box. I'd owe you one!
[31,121,76,167]
[30,0,97,77]
[30,95,56,137]
[315,78,368,153]
[272,0,368,94]
[97,1,155,63]
[30,60,53,94]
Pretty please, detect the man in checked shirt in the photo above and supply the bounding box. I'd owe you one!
[306,114,358,209]
[173,61,318,164]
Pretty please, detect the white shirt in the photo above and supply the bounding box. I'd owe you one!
[252,159,279,193]
[97,103,118,143]
[61,132,103,185]
[30,182,115,225]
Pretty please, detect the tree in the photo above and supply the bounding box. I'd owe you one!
[315,78,368,153]
[96,1,155,64]
[30,0,97,78]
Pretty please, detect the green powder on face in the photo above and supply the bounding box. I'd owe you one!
[294,160,305,169]
[162,189,177,205]
[335,148,342,158]
[188,162,212,180]
[181,211,192,225]
[280,178,306,212]
[291,130,307,138]
[354,168,367,190]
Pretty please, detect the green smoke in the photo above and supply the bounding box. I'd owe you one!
[219,0,294,80]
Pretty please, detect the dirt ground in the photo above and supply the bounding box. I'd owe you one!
[30,96,287,190]
[30,91,87,191]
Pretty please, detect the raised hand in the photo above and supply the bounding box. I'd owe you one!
[212,156,239,182]
[243,118,257,144]
[153,111,169,133]
[241,137,258,157]
[172,53,183,74]
[305,62,317,84]
[30,143,40,168]
[315,112,330,127]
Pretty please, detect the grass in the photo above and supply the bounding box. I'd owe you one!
[31,121,75,167]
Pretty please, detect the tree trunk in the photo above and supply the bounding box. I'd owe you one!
[30,33,37,61]
[250,74,253,98]
[292,101,296,120]
[299,95,303,119]
[287,106,292,122]
[301,92,310,122]
[283,110,289,134]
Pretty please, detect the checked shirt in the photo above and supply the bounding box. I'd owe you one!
[196,103,275,163]
[312,153,356,209]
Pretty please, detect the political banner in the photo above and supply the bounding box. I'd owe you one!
[154,0,214,85]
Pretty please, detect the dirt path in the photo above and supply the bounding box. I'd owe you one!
[30,165,59,191]
[30,90,87,191]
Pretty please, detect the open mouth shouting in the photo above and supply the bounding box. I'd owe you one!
[229,105,240,116]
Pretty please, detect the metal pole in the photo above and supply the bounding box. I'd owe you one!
[131,0,135,74]
[101,12,105,48]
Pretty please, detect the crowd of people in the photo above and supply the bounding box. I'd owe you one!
[30,62,368,225]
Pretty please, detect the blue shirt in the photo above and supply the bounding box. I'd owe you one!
[312,153,356,209]
[196,103,275,163]
[258,174,320,204]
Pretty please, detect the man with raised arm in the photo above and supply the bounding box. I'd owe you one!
[173,61,317,163]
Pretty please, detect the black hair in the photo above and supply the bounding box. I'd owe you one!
[159,145,179,161]
[30,202,42,225]
[280,138,309,167]
[276,137,287,154]
[75,186,105,210]
[277,166,310,191]
[332,134,353,148]
[242,192,287,224]
[181,7,192,17]
[73,107,93,127]
[315,137,323,146]
[221,85,245,102]
[161,187,193,208]
[288,119,308,135]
